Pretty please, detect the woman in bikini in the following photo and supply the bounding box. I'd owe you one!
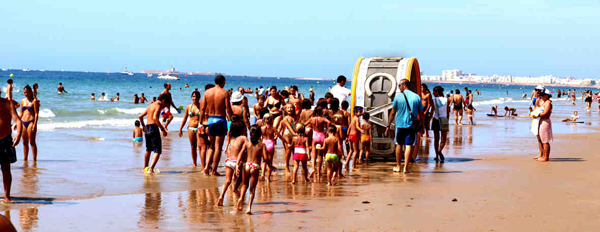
[19,85,40,161]
[307,106,331,178]
[260,114,277,182]
[279,104,298,174]
[235,125,268,214]
[264,86,285,129]
[179,91,202,167]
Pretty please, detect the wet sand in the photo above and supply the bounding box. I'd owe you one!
[3,103,600,231]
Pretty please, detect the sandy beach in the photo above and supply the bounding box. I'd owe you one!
[1,108,599,231]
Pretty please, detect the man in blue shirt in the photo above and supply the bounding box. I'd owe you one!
[385,79,423,173]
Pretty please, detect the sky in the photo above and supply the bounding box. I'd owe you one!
[1,0,599,79]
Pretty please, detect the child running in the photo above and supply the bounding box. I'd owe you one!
[279,123,311,184]
[260,114,277,182]
[217,116,247,206]
[359,112,372,165]
[133,120,143,143]
[317,125,343,186]
[235,125,268,214]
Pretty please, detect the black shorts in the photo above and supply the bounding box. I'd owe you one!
[145,124,162,154]
[585,97,592,103]
[0,135,17,164]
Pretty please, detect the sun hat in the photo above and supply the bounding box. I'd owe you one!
[539,89,552,97]
[231,91,244,103]
[535,85,545,91]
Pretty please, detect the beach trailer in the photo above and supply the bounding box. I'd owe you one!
[349,57,422,159]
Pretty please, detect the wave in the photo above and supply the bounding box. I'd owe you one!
[471,98,529,107]
[42,107,179,117]
[39,109,56,118]
[37,117,184,131]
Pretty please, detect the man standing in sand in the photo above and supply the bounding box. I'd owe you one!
[0,88,23,202]
[331,75,351,108]
[138,94,169,173]
[160,83,178,131]
[386,79,423,173]
[200,75,234,176]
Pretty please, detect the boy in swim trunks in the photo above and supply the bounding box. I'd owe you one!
[0,90,23,202]
[317,125,343,186]
[359,112,372,165]
[133,120,143,143]
[345,106,363,170]
[138,94,169,173]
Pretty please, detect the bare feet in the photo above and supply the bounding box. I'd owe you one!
[537,157,548,162]
[217,197,223,206]
[203,168,210,175]
[236,199,243,211]
[3,196,11,203]
[211,171,222,176]
[245,208,252,214]
[291,181,296,184]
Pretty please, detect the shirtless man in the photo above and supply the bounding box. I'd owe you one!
[0,89,23,202]
[452,89,464,125]
[160,83,178,131]
[138,94,169,173]
[57,82,67,94]
[421,84,433,138]
[140,93,147,104]
[200,75,234,176]
[237,86,251,123]
[5,79,19,109]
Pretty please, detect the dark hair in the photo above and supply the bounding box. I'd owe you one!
[313,106,324,117]
[257,95,264,101]
[324,92,333,99]
[229,115,246,138]
[205,84,215,90]
[7,79,13,84]
[433,86,444,96]
[141,93,145,96]
[327,125,337,134]
[250,124,262,145]
[270,86,277,91]
[363,112,370,120]
[191,90,200,99]
[301,99,312,109]
[330,98,340,111]
[341,101,349,110]
[337,75,346,83]
[102,92,105,95]
[117,93,120,95]
[23,85,32,92]
[450,90,454,94]
[135,120,140,127]
[158,93,169,103]
[92,93,95,96]
[504,106,509,110]
[290,85,298,91]
[153,97,157,101]
[33,83,38,88]
[280,90,289,98]
[455,89,460,94]
[259,108,270,119]
[317,98,328,109]
[164,83,169,88]
[59,82,62,85]
[214,74,226,85]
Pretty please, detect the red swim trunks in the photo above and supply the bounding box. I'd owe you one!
[348,134,359,143]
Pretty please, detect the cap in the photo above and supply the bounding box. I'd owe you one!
[535,85,545,91]
[231,91,244,103]
[539,89,552,97]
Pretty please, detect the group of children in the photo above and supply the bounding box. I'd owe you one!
[131,88,374,213]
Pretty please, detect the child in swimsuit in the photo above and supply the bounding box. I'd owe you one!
[465,104,476,125]
[316,125,343,186]
[235,125,269,214]
[260,114,277,182]
[359,113,372,165]
[346,107,363,170]
[307,106,331,178]
[279,104,298,174]
[279,123,310,184]
[133,120,143,142]
[217,117,247,206]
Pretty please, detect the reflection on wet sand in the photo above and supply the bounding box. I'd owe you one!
[19,207,38,231]
[19,161,39,196]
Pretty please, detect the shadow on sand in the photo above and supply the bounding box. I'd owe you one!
[549,158,585,162]
[0,197,76,205]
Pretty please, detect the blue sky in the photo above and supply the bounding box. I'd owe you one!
[1,1,599,79]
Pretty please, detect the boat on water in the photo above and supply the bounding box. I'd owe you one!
[157,63,179,80]
[121,66,134,76]
[147,73,153,77]
[1,69,7,71]
[22,68,30,72]
[157,73,179,80]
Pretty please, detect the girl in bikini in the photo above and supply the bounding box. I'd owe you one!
[217,116,247,206]
[278,123,310,184]
[307,106,331,178]
[178,91,202,167]
[19,85,40,161]
[260,114,277,182]
[235,125,268,214]
[264,86,284,129]
[279,104,298,174]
